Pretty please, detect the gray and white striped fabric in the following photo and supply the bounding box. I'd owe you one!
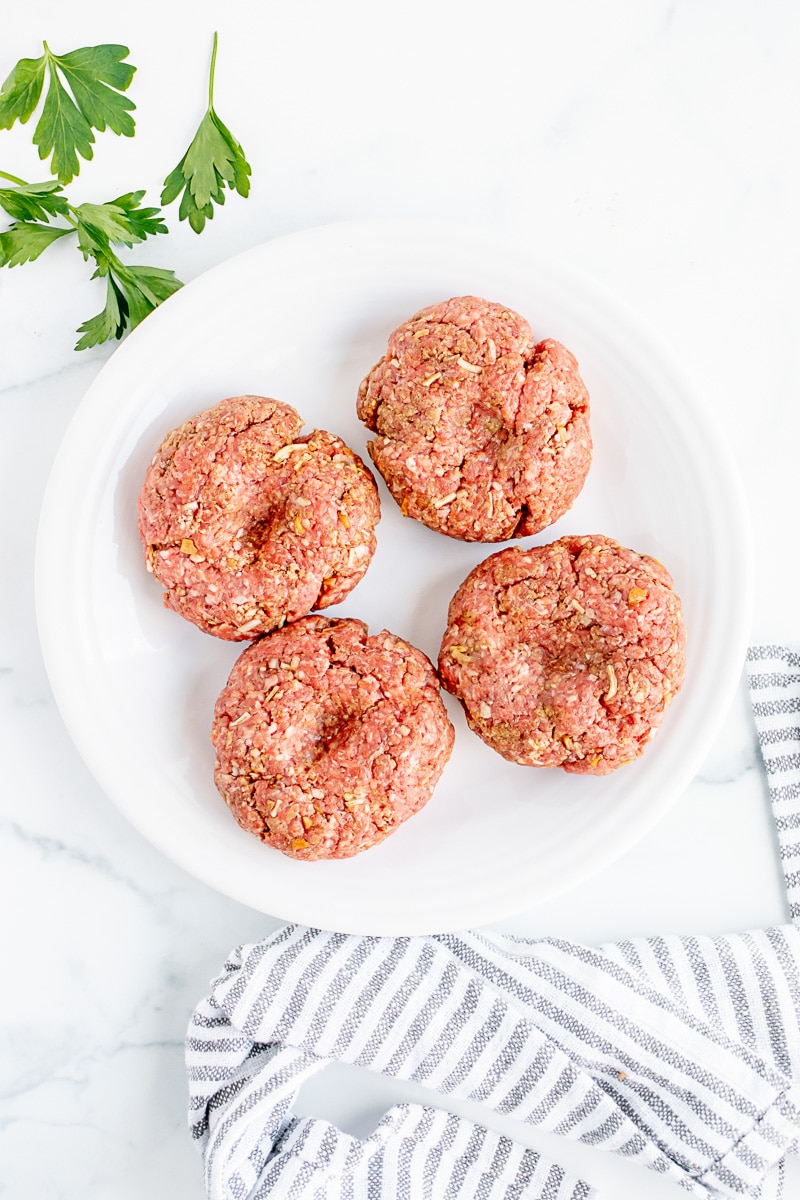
[747,646,800,923]
[187,646,800,1200]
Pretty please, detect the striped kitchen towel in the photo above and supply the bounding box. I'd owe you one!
[746,646,800,922]
[187,647,800,1200]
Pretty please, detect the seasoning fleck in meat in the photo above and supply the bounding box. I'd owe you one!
[212,616,455,859]
[357,296,591,541]
[438,535,686,774]
[138,395,380,640]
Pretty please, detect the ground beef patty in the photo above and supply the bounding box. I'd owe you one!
[212,616,455,859]
[438,535,686,774]
[138,395,380,640]
[357,296,591,541]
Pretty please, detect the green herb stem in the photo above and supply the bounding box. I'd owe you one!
[208,32,219,110]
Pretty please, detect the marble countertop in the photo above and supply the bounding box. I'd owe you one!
[2,2,799,1196]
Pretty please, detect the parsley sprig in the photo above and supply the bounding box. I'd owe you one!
[0,169,181,348]
[161,33,251,233]
[0,34,251,351]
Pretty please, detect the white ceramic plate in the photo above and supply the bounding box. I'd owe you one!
[36,219,753,935]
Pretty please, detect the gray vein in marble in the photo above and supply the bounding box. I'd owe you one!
[1,1037,186,1110]
[1,819,165,909]
[695,746,760,787]
[0,353,104,402]
[663,0,681,32]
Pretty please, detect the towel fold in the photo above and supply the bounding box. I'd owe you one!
[187,646,800,1200]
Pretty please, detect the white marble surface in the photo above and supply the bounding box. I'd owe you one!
[1,2,799,1196]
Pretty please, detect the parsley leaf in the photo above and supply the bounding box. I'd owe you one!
[72,191,170,261]
[115,263,183,327]
[74,273,126,350]
[72,198,181,349]
[161,32,250,233]
[0,55,46,127]
[75,192,168,247]
[0,174,69,222]
[107,191,169,241]
[0,219,71,267]
[74,260,182,351]
[52,45,136,136]
[0,42,136,183]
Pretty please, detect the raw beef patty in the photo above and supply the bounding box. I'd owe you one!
[138,395,380,640]
[212,616,455,859]
[438,534,686,774]
[357,296,591,541]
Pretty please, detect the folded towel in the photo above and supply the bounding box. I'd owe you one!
[186,647,800,1199]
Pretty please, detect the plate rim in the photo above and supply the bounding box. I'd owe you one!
[35,217,755,934]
